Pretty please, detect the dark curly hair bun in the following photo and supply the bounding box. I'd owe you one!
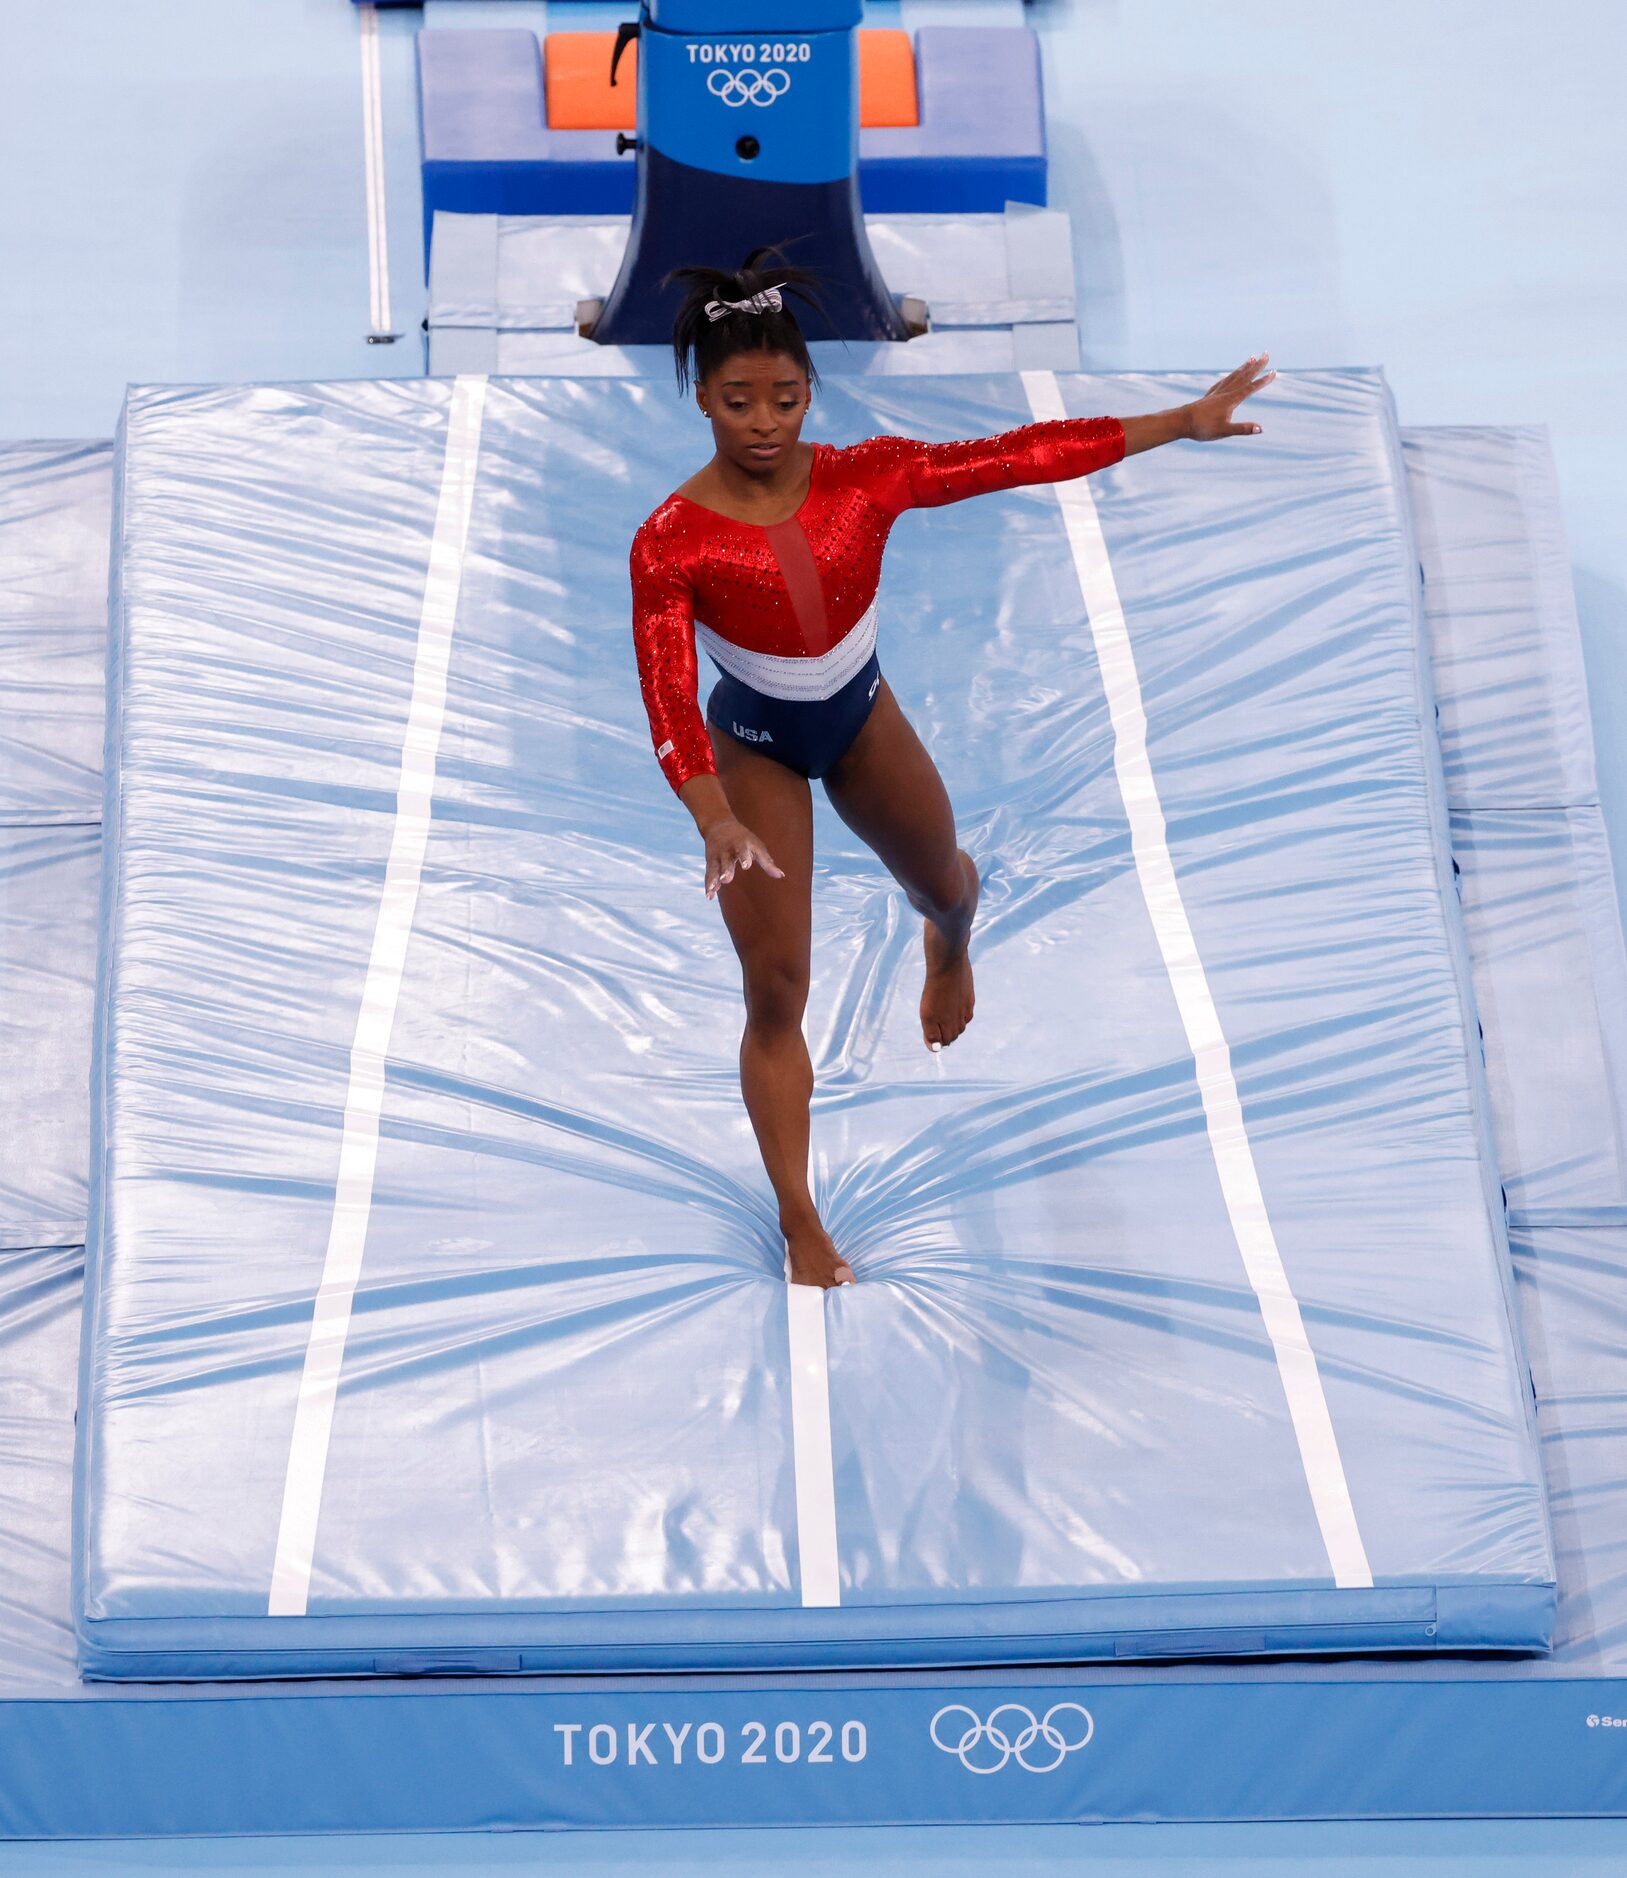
[665,246,827,393]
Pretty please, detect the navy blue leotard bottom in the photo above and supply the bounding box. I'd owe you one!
[705,650,883,780]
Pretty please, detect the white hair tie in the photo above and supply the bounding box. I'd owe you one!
[704,287,784,322]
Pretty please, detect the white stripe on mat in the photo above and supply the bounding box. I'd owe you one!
[786,1284,840,1607]
[1021,370,1372,1590]
[784,1087,841,1608]
[268,375,489,1618]
[358,4,392,337]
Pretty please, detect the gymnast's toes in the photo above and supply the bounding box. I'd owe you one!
[920,947,976,1051]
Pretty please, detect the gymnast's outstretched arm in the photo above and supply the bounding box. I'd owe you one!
[871,354,1277,511]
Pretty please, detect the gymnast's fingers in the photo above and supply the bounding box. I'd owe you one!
[1210,354,1271,401]
[1207,356,1253,398]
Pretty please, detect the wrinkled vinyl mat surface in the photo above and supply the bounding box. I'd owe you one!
[0,442,109,1252]
[77,372,1554,1680]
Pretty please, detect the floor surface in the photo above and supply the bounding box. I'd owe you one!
[2,0,1624,1863]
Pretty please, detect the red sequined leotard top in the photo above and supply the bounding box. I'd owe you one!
[629,416,1126,794]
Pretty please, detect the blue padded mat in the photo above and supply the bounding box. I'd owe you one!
[75,371,1552,1681]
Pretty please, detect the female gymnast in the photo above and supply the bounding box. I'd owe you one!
[630,251,1273,1290]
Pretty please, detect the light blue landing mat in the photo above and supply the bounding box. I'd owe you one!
[75,369,1551,1681]
[1409,426,1627,1228]
[0,442,108,1250]
[0,415,1614,1832]
[0,442,109,825]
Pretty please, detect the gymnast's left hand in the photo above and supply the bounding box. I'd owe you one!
[1186,355,1276,440]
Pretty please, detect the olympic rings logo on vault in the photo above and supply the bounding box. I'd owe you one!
[706,67,792,107]
[929,1703,1095,1774]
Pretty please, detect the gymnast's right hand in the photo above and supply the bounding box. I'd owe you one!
[703,819,785,900]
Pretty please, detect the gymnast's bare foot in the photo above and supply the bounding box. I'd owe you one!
[921,849,980,1052]
[784,1212,855,1288]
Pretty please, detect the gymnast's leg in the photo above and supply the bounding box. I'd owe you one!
[708,717,855,1289]
[823,679,980,1051]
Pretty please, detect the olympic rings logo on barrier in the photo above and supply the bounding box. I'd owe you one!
[707,67,792,107]
[929,1703,1095,1774]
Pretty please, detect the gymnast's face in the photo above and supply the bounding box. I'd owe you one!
[696,350,811,476]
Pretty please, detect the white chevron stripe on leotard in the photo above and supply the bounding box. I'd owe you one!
[697,602,878,701]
